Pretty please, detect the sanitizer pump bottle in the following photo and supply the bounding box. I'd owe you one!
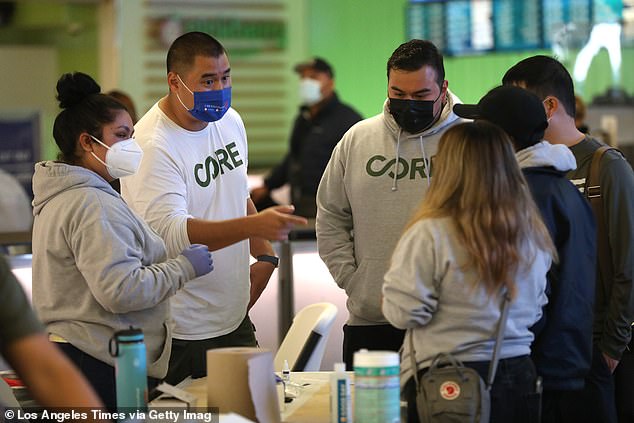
[330,362,351,423]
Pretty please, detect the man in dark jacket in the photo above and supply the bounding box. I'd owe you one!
[251,58,362,218]
[454,85,597,423]
[503,56,634,423]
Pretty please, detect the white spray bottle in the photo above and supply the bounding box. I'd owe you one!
[330,362,351,423]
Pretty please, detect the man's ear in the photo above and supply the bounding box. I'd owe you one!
[78,133,94,153]
[167,71,181,94]
[441,80,449,103]
[543,96,559,119]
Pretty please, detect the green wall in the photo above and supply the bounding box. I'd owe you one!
[307,0,409,118]
[308,0,634,118]
[1,2,99,81]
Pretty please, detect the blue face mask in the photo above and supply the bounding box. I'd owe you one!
[176,74,231,122]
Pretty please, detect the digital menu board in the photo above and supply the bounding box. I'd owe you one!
[407,0,629,56]
[407,0,495,55]
[407,1,447,51]
[542,0,593,47]
[492,0,541,51]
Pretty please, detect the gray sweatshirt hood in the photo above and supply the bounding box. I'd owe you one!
[32,161,119,216]
[516,141,577,172]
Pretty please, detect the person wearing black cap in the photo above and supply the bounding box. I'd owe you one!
[503,55,634,423]
[250,57,362,218]
[454,85,597,423]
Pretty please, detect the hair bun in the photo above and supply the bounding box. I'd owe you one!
[56,72,101,109]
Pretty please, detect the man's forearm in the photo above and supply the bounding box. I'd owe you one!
[248,261,275,310]
[250,237,275,257]
[187,217,253,251]
[247,198,276,257]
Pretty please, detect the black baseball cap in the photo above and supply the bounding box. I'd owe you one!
[294,57,334,78]
[453,85,548,150]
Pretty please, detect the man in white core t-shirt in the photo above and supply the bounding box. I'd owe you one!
[121,31,307,384]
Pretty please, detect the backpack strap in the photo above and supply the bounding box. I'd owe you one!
[584,145,617,288]
[409,330,422,392]
[486,294,511,389]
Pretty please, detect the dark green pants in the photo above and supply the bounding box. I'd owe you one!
[164,315,257,385]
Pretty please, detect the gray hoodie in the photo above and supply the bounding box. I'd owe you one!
[383,217,550,386]
[515,140,576,172]
[31,161,196,378]
[316,92,466,325]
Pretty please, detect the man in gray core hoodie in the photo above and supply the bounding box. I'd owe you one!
[316,39,466,369]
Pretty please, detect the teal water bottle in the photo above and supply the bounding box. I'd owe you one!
[109,327,148,412]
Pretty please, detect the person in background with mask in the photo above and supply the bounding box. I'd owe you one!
[316,39,466,369]
[250,57,362,218]
[31,72,214,410]
[120,32,307,385]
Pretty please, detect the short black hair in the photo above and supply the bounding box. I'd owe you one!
[387,39,445,85]
[166,31,226,75]
[502,55,576,118]
[53,72,127,164]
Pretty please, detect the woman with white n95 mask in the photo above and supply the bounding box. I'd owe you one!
[30,72,213,412]
[88,134,143,179]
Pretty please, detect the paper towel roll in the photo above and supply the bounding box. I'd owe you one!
[207,347,281,423]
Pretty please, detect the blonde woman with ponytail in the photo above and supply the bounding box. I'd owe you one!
[383,121,556,423]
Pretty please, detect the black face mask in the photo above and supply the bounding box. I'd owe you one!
[389,91,442,134]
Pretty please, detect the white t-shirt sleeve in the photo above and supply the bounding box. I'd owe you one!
[125,141,192,258]
[231,109,250,200]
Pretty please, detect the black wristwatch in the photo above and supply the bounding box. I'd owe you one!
[256,254,279,268]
